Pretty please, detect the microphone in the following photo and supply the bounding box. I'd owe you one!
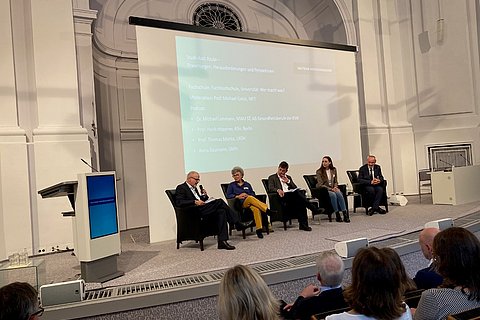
[199,185,205,194]
[459,154,470,166]
[81,158,98,172]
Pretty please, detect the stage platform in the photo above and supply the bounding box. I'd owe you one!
[36,195,480,319]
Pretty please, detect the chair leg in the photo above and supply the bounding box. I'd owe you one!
[328,213,333,222]
[177,242,180,249]
[242,229,246,239]
[283,221,287,230]
[200,240,204,251]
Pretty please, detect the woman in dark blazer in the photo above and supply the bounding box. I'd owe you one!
[316,156,349,222]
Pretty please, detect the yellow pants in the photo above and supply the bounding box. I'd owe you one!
[242,196,267,230]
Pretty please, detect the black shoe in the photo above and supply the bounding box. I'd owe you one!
[256,229,264,239]
[378,208,386,214]
[218,241,235,250]
[299,225,312,231]
[235,221,253,231]
[335,212,343,222]
[343,211,350,223]
[266,208,277,216]
[367,208,375,216]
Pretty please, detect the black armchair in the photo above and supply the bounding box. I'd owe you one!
[261,179,295,230]
[346,170,389,214]
[303,174,348,222]
[165,189,218,251]
[220,183,268,238]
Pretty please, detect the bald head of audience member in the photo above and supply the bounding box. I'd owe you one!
[419,227,440,260]
[316,251,345,287]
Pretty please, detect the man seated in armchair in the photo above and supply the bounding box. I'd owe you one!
[175,171,251,250]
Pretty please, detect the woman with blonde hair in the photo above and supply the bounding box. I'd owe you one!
[219,265,280,320]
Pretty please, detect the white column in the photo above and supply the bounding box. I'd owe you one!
[354,0,417,194]
[0,0,32,260]
[28,0,91,252]
[73,4,99,170]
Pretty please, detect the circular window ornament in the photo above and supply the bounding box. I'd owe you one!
[193,3,242,31]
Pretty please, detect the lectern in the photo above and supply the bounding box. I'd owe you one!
[431,165,480,205]
[38,172,124,282]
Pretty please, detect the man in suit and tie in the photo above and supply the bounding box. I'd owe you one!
[413,227,443,289]
[282,251,348,319]
[358,155,386,215]
[267,161,320,231]
[175,171,251,250]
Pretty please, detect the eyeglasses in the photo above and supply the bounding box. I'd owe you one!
[189,177,200,181]
[31,306,44,317]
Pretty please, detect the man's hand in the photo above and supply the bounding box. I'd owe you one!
[299,284,320,298]
[194,200,205,206]
[371,177,381,185]
[277,189,285,197]
[283,303,294,312]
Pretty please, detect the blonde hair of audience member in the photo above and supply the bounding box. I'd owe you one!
[382,247,417,294]
[316,251,345,287]
[342,247,406,319]
[218,265,280,320]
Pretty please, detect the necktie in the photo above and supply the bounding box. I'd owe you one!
[370,168,374,179]
[193,187,201,199]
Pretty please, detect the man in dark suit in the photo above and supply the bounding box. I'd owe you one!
[413,227,443,289]
[175,171,251,250]
[283,251,348,319]
[267,161,320,231]
[358,155,386,215]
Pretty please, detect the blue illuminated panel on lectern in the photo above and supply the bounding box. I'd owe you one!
[86,174,118,239]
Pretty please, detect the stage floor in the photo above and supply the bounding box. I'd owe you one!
[37,195,480,290]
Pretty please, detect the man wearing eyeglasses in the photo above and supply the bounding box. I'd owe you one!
[175,171,252,250]
[0,282,44,319]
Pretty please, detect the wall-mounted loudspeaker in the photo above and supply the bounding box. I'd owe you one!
[424,218,453,231]
[334,237,369,258]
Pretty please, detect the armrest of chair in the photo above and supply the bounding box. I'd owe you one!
[254,194,267,203]
[265,192,283,212]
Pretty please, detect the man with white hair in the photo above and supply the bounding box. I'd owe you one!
[413,227,443,289]
[283,251,348,319]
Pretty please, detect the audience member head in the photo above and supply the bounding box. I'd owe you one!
[419,227,439,260]
[0,282,43,320]
[231,166,245,181]
[366,155,376,167]
[433,227,480,301]
[218,265,280,320]
[315,251,344,287]
[343,247,405,320]
[320,156,335,171]
[381,247,417,294]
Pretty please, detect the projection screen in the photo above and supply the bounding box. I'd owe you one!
[132,18,363,243]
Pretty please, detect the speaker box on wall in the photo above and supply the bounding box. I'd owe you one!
[334,237,369,258]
